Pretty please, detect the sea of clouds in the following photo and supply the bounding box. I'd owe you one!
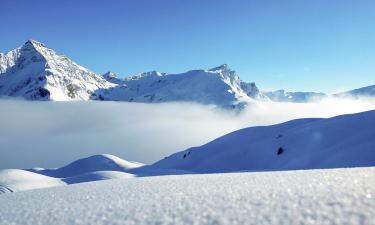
[0,97,374,169]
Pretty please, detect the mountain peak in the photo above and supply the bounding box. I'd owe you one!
[208,64,229,72]
[139,71,164,77]
[24,39,46,49]
[103,71,117,79]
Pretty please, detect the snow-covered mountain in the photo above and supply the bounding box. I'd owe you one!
[153,109,375,173]
[336,85,375,98]
[264,89,326,102]
[102,71,123,84]
[100,64,267,108]
[2,40,373,106]
[0,40,265,109]
[0,40,114,100]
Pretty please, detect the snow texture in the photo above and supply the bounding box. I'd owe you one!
[0,167,374,225]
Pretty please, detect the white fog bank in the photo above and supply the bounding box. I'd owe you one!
[0,97,374,169]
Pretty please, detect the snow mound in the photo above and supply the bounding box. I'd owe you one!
[0,167,373,224]
[0,157,140,193]
[153,110,375,173]
[32,154,143,178]
[0,169,65,192]
[0,153,192,193]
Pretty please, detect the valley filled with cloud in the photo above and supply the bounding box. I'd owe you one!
[1,96,374,169]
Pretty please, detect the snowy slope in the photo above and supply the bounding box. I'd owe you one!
[0,40,114,100]
[153,109,375,173]
[0,167,374,225]
[264,89,326,102]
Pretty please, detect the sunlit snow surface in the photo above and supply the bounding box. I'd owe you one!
[0,167,374,225]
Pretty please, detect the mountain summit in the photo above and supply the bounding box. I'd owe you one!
[0,40,113,100]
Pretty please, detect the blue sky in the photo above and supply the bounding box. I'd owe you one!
[1,0,374,93]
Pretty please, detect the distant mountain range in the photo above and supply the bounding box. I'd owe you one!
[263,89,326,103]
[335,85,375,98]
[0,40,373,108]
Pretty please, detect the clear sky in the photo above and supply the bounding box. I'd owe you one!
[1,0,374,93]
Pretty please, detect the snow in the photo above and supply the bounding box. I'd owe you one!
[31,154,143,178]
[0,155,140,192]
[0,167,374,225]
[0,169,65,193]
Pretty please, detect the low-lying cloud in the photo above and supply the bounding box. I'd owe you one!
[0,97,374,169]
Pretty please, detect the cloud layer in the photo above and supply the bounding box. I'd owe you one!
[0,97,374,169]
